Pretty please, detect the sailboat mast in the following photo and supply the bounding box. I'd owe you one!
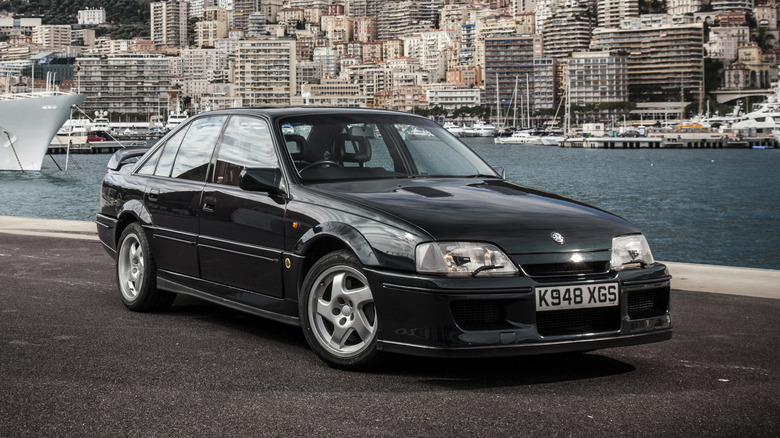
[513,75,518,129]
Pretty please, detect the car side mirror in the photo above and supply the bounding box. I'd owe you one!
[491,165,506,179]
[239,167,283,193]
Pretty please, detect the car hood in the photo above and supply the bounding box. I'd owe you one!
[310,178,638,255]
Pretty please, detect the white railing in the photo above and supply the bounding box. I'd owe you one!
[0,91,73,101]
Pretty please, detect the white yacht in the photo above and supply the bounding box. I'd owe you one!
[730,85,780,133]
[494,130,542,145]
[472,121,497,137]
[165,106,189,131]
[1,91,86,171]
[442,122,464,137]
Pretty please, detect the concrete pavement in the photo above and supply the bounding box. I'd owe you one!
[1,215,777,299]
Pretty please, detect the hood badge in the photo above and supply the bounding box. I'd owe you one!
[550,232,565,245]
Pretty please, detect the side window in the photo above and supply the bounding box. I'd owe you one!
[153,128,187,177]
[213,116,278,186]
[136,146,162,175]
[171,116,227,181]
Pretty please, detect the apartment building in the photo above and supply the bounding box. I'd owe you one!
[483,35,543,114]
[291,79,368,107]
[597,0,639,29]
[321,15,354,42]
[0,16,41,39]
[383,39,404,62]
[425,85,481,111]
[75,55,170,115]
[32,25,72,49]
[151,1,189,48]
[377,1,443,41]
[341,62,392,106]
[196,20,228,47]
[710,0,753,13]
[533,57,557,112]
[314,47,339,77]
[235,38,296,106]
[543,1,593,60]
[590,23,704,98]
[446,66,482,88]
[566,51,629,107]
[705,26,749,61]
[667,0,703,15]
[355,17,377,43]
[474,15,528,73]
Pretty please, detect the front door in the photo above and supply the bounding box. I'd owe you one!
[198,115,287,298]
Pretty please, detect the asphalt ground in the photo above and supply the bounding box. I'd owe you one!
[1,233,779,437]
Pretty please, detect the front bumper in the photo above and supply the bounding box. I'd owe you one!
[366,264,672,358]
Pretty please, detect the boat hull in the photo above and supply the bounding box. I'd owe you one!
[1,93,87,171]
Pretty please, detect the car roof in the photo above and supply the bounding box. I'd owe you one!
[195,107,427,123]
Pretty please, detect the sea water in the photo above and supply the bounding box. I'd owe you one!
[1,141,778,270]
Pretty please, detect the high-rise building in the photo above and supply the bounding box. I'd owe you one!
[710,0,753,13]
[235,38,296,106]
[151,1,190,48]
[185,0,205,18]
[566,50,628,107]
[75,55,171,115]
[32,25,72,49]
[590,23,704,100]
[233,0,260,31]
[484,35,543,116]
[597,0,639,29]
[543,0,593,59]
[377,1,445,41]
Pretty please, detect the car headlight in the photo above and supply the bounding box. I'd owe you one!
[611,234,655,271]
[416,242,518,277]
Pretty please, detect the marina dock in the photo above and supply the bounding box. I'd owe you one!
[560,135,778,149]
[48,136,159,155]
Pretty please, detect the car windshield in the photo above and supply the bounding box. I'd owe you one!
[279,113,497,182]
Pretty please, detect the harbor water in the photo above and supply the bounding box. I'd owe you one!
[0,138,778,270]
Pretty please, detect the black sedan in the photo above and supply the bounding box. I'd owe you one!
[96,108,672,369]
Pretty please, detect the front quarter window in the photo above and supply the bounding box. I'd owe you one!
[213,116,278,187]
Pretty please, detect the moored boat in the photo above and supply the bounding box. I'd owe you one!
[494,130,542,144]
[1,91,87,171]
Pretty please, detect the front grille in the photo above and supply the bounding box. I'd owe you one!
[522,261,610,277]
[451,300,508,330]
[536,306,620,337]
[627,287,670,319]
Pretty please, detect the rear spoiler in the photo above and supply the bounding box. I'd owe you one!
[107,146,150,171]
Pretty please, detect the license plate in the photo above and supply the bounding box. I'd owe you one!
[535,283,619,311]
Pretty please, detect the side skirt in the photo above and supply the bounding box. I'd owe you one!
[157,277,301,327]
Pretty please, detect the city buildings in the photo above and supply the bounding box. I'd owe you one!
[2,0,775,125]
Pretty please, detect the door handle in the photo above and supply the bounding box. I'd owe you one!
[148,188,160,202]
[202,196,217,212]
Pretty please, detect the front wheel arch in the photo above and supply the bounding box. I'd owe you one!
[299,249,381,369]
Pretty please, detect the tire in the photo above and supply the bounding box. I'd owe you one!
[116,223,175,312]
[299,250,380,369]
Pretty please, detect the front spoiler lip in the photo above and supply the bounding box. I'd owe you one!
[377,329,673,358]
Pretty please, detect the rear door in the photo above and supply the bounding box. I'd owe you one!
[198,115,287,297]
[144,116,227,277]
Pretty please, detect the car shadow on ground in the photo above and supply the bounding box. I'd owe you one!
[162,295,636,388]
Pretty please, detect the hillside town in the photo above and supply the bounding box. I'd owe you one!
[0,0,777,127]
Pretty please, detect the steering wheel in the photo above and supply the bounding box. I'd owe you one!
[299,160,343,172]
